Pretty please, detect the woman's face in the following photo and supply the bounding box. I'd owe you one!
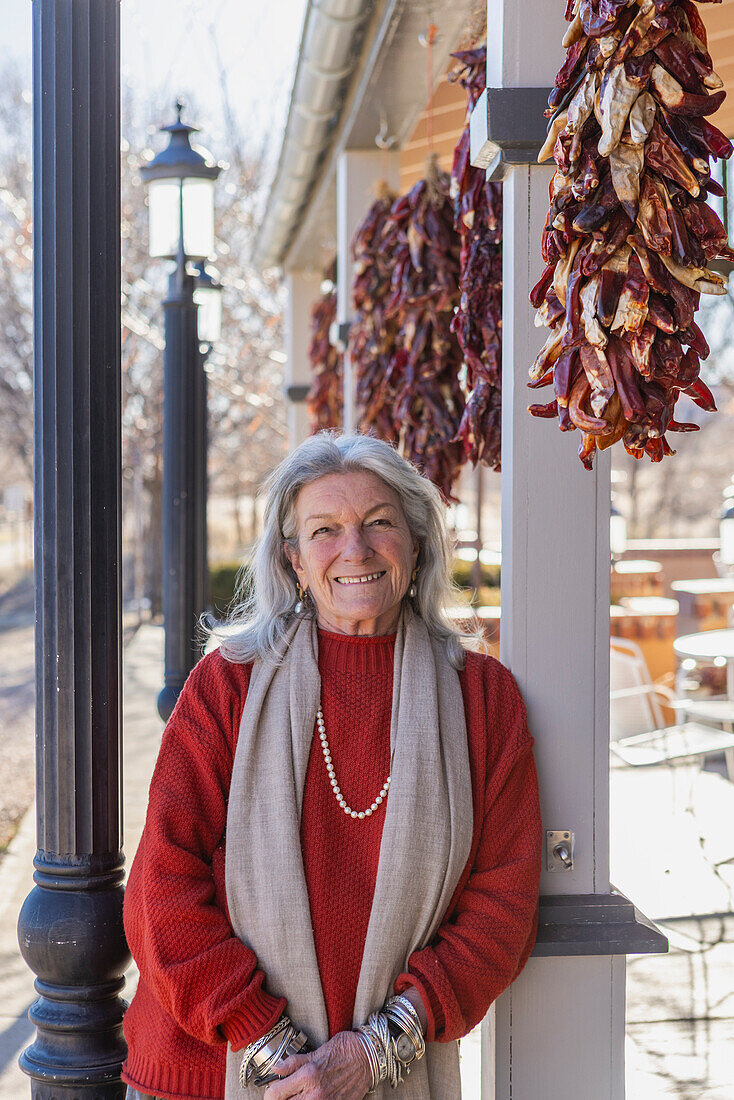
[284,470,419,636]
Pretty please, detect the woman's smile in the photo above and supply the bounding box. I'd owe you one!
[334,571,386,585]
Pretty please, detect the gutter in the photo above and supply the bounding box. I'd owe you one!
[253,0,374,270]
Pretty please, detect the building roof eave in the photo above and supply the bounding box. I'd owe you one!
[252,0,378,271]
[255,0,479,274]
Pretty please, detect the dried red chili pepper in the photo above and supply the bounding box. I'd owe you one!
[531,0,732,467]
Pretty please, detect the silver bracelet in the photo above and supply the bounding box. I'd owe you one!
[354,996,427,1093]
[354,1027,382,1093]
[383,995,426,1061]
[239,1015,310,1087]
[356,1014,388,1086]
[357,1010,408,1090]
[381,994,426,1084]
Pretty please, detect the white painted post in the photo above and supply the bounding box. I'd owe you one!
[495,162,624,1100]
[284,269,321,450]
[479,1,627,1097]
[336,150,400,432]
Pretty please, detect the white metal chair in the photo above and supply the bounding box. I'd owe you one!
[609,638,734,780]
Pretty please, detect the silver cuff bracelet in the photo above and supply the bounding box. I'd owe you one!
[239,1015,310,1088]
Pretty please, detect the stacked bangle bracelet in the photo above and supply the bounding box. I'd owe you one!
[238,1015,310,1088]
[239,994,424,1092]
[355,994,426,1091]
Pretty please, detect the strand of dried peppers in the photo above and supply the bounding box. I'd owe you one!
[351,162,466,500]
[449,44,504,470]
[306,262,343,432]
[531,0,733,469]
[350,184,401,443]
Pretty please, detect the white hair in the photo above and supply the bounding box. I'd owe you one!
[211,432,471,669]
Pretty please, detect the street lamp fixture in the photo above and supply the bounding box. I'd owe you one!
[141,100,219,263]
[720,495,734,569]
[141,103,223,722]
[610,501,627,561]
[194,261,223,346]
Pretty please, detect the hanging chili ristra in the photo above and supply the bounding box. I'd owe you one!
[531,0,733,468]
[449,44,504,471]
[350,184,401,443]
[306,262,343,431]
[350,163,466,499]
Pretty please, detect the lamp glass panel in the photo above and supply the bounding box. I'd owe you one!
[182,178,215,260]
[147,178,181,258]
[610,513,627,557]
[721,516,734,566]
[194,285,222,344]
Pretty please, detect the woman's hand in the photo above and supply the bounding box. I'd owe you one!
[264,1030,372,1099]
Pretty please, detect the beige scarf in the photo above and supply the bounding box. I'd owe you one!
[224,609,473,1099]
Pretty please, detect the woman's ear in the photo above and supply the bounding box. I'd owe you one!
[283,540,302,578]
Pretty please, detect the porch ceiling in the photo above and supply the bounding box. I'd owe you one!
[260,0,480,274]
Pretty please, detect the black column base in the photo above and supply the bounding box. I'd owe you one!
[157,680,183,723]
[532,890,669,957]
[17,855,130,1098]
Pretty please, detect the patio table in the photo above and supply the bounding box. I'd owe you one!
[670,578,734,634]
[669,697,734,732]
[673,629,734,699]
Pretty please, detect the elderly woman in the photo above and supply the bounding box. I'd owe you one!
[122,432,541,1100]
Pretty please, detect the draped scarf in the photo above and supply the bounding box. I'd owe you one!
[224,609,473,1098]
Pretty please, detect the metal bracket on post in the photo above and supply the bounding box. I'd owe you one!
[546,829,574,872]
[286,384,311,403]
[469,87,552,181]
[329,320,351,352]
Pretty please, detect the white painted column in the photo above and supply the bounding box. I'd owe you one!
[336,150,400,432]
[480,1,626,1097]
[285,269,322,450]
[495,163,624,1100]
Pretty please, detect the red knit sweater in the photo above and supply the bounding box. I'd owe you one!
[122,630,541,1100]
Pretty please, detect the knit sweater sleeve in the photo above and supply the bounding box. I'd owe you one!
[395,654,542,1042]
[123,649,286,1050]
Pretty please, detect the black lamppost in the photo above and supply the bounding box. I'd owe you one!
[193,262,223,624]
[140,103,221,721]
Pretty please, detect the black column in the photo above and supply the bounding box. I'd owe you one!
[157,273,202,722]
[17,1,129,1097]
[194,348,210,625]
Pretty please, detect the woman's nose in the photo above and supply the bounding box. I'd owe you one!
[341,526,373,560]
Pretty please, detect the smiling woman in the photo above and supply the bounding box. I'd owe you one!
[121,432,542,1100]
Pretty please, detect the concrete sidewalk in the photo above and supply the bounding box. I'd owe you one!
[1,625,733,1097]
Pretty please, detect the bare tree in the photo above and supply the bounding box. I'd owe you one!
[0,69,33,485]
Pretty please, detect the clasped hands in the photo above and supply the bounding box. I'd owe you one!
[264,1029,373,1100]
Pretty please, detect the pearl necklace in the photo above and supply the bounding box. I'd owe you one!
[316,706,390,820]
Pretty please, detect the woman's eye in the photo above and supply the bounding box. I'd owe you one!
[311,527,331,537]
[369,518,391,527]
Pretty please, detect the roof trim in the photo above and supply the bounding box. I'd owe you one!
[253,0,376,269]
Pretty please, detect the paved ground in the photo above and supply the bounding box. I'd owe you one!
[0,575,35,855]
[612,763,734,1099]
[1,623,733,1097]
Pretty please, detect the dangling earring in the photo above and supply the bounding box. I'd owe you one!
[408,566,419,600]
[295,582,308,614]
